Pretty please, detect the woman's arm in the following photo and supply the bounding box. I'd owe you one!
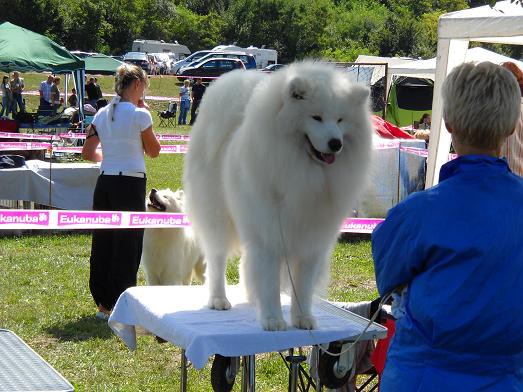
[141,126,161,158]
[81,124,103,162]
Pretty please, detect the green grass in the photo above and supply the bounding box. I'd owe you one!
[0,72,378,391]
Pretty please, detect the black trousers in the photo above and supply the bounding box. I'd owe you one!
[89,174,146,310]
[189,99,202,125]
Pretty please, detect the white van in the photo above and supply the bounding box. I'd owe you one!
[132,40,190,61]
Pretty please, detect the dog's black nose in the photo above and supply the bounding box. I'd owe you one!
[151,188,157,195]
[328,138,342,152]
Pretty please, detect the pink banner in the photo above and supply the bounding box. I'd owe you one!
[0,132,56,141]
[0,209,383,233]
[0,142,51,151]
[399,146,429,157]
[154,134,190,142]
[160,144,188,154]
[340,218,383,233]
[0,210,50,227]
[57,211,122,227]
[129,212,189,227]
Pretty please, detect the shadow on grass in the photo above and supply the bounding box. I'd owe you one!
[46,316,114,341]
[338,233,371,244]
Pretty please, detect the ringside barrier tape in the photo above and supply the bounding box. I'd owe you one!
[0,132,190,142]
[0,209,383,233]
[0,132,58,141]
[0,142,52,151]
[0,143,188,154]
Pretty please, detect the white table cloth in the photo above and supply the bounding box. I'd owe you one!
[109,285,387,369]
[0,160,99,210]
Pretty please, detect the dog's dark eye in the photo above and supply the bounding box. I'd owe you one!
[337,118,343,123]
[312,115,322,122]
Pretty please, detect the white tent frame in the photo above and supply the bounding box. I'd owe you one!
[426,0,523,187]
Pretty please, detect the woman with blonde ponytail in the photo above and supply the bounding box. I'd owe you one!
[82,63,161,320]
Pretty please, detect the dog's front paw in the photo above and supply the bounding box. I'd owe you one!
[292,314,317,330]
[260,316,287,331]
[208,296,231,310]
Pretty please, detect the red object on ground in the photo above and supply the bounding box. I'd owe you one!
[372,115,414,139]
[0,119,19,133]
[370,317,396,391]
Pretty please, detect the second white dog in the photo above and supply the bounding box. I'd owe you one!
[141,188,205,286]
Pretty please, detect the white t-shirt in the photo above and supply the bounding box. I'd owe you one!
[92,102,153,173]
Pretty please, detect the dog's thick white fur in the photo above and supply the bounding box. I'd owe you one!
[183,62,373,330]
[141,188,205,285]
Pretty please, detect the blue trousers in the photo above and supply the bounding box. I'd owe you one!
[12,93,24,113]
[178,100,190,125]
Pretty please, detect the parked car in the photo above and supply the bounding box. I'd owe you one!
[261,64,286,73]
[123,52,150,73]
[150,53,172,74]
[181,51,257,71]
[177,58,246,82]
[171,50,216,74]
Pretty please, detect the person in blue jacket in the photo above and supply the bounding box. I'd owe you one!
[372,61,523,391]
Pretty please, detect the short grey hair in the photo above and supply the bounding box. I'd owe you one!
[442,62,521,149]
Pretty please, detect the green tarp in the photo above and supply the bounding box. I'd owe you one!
[84,54,124,75]
[0,22,84,73]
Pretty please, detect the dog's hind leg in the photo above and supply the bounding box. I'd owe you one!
[244,246,287,331]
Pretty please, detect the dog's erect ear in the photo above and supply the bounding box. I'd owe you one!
[349,85,370,106]
[287,76,310,101]
[174,189,185,202]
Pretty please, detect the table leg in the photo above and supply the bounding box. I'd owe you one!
[241,355,256,392]
[180,349,187,392]
[286,349,307,392]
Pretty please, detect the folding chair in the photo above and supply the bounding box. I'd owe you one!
[158,101,177,127]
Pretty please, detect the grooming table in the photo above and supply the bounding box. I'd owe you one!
[0,329,74,392]
[109,285,387,391]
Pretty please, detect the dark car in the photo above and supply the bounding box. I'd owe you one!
[183,52,257,70]
[177,58,246,82]
[123,52,151,73]
[261,63,286,73]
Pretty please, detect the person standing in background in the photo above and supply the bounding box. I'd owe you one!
[39,74,54,110]
[10,71,24,114]
[68,87,78,107]
[189,78,206,125]
[85,77,98,108]
[1,75,13,118]
[50,76,62,113]
[178,79,191,125]
[81,63,160,320]
[500,61,523,177]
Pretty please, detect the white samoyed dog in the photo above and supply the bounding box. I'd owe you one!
[183,62,373,331]
[141,188,205,285]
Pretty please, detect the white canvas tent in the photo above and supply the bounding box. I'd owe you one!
[355,55,415,89]
[388,47,523,79]
[426,1,523,187]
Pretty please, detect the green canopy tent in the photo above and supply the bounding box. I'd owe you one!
[84,54,124,75]
[0,22,86,124]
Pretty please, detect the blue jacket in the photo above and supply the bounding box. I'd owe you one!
[372,155,523,391]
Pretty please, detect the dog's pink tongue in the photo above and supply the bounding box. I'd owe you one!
[321,153,336,165]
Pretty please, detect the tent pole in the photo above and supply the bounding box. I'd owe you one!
[425,38,468,188]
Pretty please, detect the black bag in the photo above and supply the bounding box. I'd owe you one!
[0,155,25,169]
[14,112,36,125]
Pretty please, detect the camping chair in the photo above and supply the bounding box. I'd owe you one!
[158,101,177,127]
